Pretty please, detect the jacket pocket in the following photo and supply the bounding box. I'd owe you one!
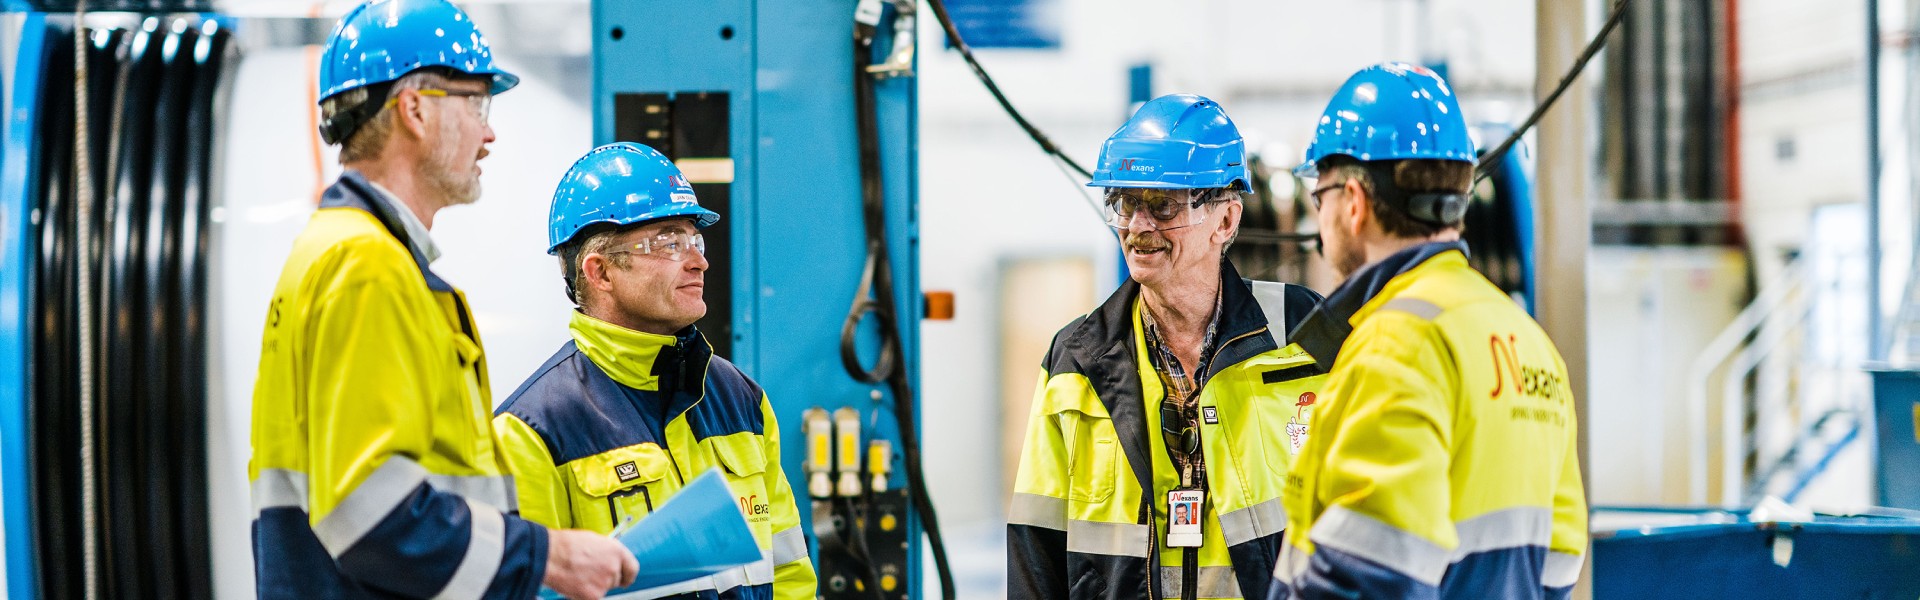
[1057,410,1119,503]
[710,433,774,529]
[569,444,674,530]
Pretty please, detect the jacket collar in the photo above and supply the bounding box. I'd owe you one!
[1064,258,1278,384]
[1058,258,1280,518]
[569,311,711,407]
[570,311,705,392]
[1287,240,1468,373]
[318,170,453,292]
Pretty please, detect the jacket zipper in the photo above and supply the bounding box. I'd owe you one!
[1183,328,1260,600]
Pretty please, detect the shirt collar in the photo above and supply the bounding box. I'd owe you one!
[365,179,443,264]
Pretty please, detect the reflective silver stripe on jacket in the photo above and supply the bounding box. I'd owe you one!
[313,456,431,557]
[427,473,519,513]
[1217,497,1286,547]
[1159,565,1242,599]
[1008,492,1067,531]
[1544,551,1583,588]
[773,526,811,565]
[432,497,506,600]
[1308,505,1450,586]
[1066,519,1151,558]
[1450,507,1552,560]
[252,468,309,515]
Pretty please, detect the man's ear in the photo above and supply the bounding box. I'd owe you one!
[580,253,616,297]
[1214,198,1243,245]
[1344,179,1372,237]
[392,89,433,141]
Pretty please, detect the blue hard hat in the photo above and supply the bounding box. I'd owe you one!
[1088,94,1251,192]
[317,0,520,104]
[1296,62,1475,178]
[547,142,721,254]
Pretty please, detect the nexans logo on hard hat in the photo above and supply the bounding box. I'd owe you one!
[1090,94,1252,192]
[1296,62,1476,178]
[547,142,721,254]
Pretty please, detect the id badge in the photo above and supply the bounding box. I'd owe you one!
[1166,489,1205,547]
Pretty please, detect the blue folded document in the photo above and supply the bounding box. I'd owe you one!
[542,468,764,598]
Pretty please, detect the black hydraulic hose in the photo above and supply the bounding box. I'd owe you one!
[844,9,956,599]
[138,22,194,595]
[172,22,226,600]
[104,23,166,596]
[1474,0,1632,186]
[921,0,1091,180]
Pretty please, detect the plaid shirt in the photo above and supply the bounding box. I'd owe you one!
[1139,287,1223,488]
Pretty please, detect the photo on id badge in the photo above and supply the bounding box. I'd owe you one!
[1167,490,1205,547]
[1170,491,1201,526]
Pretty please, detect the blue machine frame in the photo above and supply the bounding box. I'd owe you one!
[0,13,49,600]
[590,0,923,591]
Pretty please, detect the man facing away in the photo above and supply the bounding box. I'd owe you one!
[1269,62,1587,600]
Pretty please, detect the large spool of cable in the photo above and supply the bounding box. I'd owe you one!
[21,14,230,599]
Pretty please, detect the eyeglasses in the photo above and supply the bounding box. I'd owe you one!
[1307,180,1347,211]
[602,230,706,262]
[1161,400,1200,456]
[1103,188,1218,231]
[385,88,492,123]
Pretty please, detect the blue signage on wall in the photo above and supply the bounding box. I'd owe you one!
[942,0,1063,50]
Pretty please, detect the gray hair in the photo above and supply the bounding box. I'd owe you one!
[559,226,633,308]
[320,69,452,163]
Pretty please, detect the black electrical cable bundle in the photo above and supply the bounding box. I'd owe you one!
[842,6,957,599]
[102,22,166,597]
[25,15,227,599]
[921,0,1091,180]
[1474,0,1633,185]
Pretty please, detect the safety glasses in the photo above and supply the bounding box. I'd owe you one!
[603,230,706,262]
[1103,188,1217,232]
[385,88,492,123]
[1161,400,1201,456]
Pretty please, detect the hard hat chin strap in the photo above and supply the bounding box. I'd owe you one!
[1362,161,1468,227]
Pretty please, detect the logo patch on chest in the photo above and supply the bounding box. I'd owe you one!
[1201,406,1220,424]
[615,461,641,483]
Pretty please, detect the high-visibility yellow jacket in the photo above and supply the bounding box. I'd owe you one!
[1270,241,1587,600]
[249,172,546,599]
[1010,259,1328,600]
[493,311,816,600]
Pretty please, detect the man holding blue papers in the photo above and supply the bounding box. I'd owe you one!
[494,143,818,600]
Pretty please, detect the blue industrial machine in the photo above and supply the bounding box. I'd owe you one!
[1591,507,1920,598]
[590,0,947,598]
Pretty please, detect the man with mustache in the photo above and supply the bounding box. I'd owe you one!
[249,1,637,598]
[1268,63,1587,600]
[492,143,818,600]
[1009,94,1329,600]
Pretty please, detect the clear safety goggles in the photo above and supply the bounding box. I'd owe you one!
[386,88,492,123]
[1102,188,1219,232]
[603,231,706,262]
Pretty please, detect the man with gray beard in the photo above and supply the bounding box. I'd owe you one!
[1008,94,1329,600]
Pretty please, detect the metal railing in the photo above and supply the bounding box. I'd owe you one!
[1686,245,1872,507]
